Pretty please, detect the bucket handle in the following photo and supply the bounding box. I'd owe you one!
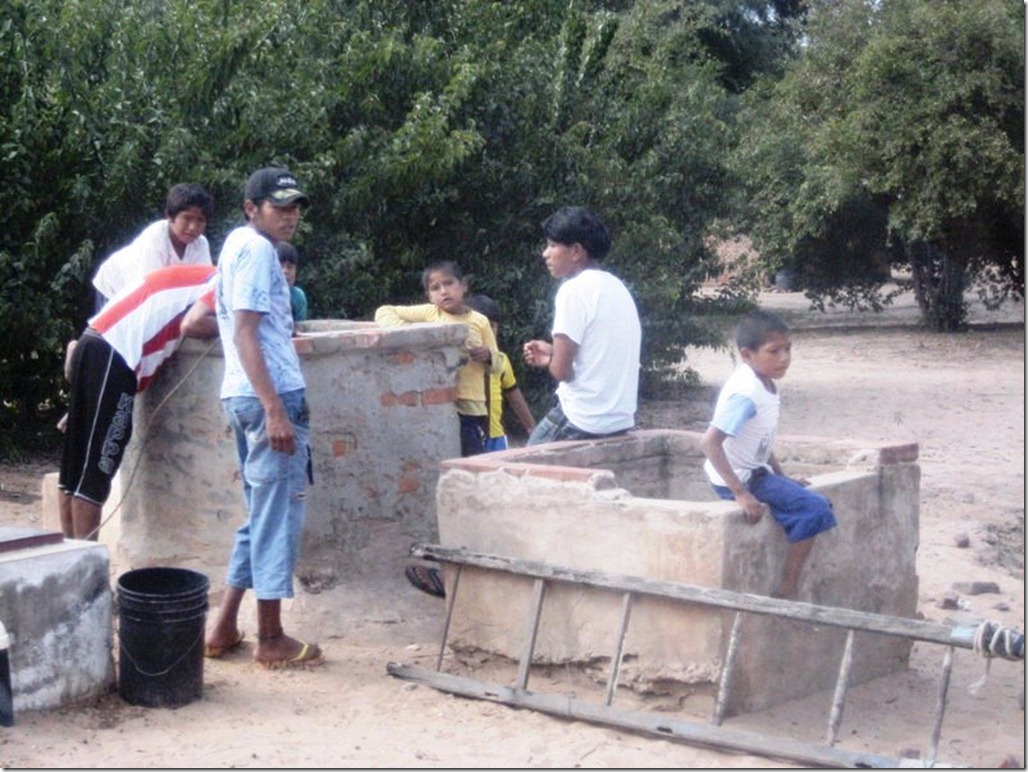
[117,626,206,678]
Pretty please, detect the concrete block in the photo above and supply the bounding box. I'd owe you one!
[435,429,920,717]
[0,539,114,712]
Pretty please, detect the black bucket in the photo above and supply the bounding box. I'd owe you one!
[116,567,209,708]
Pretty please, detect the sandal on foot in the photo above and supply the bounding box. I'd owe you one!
[259,641,325,670]
[405,563,445,598]
[204,630,245,659]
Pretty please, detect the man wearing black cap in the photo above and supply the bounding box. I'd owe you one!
[204,167,324,670]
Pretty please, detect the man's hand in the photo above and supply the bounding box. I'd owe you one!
[265,404,296,455]
[523,340,552,368]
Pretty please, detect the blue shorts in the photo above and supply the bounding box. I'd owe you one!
[713,467,836,543]
[222,389,311,600]
[484,435,509,453]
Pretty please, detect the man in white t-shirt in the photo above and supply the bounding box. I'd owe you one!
[91,183,214,310]
[523,206,641,444]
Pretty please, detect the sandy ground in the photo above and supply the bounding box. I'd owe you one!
[0,287,1023,769]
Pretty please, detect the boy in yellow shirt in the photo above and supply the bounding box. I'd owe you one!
[375,260,502,456]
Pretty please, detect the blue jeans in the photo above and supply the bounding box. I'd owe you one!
[527,402,630,446]
[713,467,836,543]
[222,389,310,600]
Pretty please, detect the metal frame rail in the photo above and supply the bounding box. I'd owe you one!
[387,544,1024,769]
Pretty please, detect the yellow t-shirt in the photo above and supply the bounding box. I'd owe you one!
[486,351,518,439]
[374,303,501,415]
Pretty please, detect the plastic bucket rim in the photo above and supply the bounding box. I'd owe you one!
[117,567,210,601]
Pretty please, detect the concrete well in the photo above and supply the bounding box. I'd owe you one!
[434,429,921,716]
[69,320,467,587]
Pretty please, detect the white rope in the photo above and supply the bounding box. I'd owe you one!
[967,620,1024,698]
[972,620,1024,661]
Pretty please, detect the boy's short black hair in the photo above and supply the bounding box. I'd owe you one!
[421,259,463,290]
[735,310,790,351]
[165,183,215,220]
[276,242,299,266]
[467,294,503,323]
[541,206,611,261]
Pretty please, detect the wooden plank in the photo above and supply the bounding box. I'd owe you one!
[386,662,913,769]
[0,526,63,554]
[603,592,633,707]
[927,646,955,765]
[410,544,990,651]
[826,629,856,746]
[516,579,546,690]
[435,564,462,672]
[712,611,742,726]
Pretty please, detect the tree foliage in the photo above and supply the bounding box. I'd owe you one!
[5,0,786,451]
[3,0,1018,456]
[734,0,1024,329]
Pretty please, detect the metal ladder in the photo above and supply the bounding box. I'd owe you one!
[387,543,1024,769]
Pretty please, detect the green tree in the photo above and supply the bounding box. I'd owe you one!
[1,0,789,450]
[735,0,1024,330]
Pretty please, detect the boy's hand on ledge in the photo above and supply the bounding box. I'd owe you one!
[736,490,767,524]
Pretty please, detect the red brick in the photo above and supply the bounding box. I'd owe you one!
[292,336,316,356]
[421,387,457,406]
[381,391,419,407]
[332,434,358,457]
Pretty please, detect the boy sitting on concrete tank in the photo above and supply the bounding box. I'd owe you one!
[699,310,837,599]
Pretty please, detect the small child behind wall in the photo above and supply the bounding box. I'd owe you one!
[699,310,837,599]
[466,294,536,450]
[276,242,308,323]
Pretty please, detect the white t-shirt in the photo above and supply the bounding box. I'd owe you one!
[215,226,305,400]
[703,363,780,487]
[92,219,212,301]
[552,268,641,434]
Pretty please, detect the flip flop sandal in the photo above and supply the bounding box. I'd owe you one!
[259,641,325,670]
[405,563,445,598]
[204,630,245,659]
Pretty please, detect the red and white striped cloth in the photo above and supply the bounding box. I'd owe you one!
[89,264,217,392]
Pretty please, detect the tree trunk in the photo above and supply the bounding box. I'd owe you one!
[907,241,968,332]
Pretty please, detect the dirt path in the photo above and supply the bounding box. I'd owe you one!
[0,289,1023,768]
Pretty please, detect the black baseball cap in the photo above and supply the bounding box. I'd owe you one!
[244,167,309,207]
